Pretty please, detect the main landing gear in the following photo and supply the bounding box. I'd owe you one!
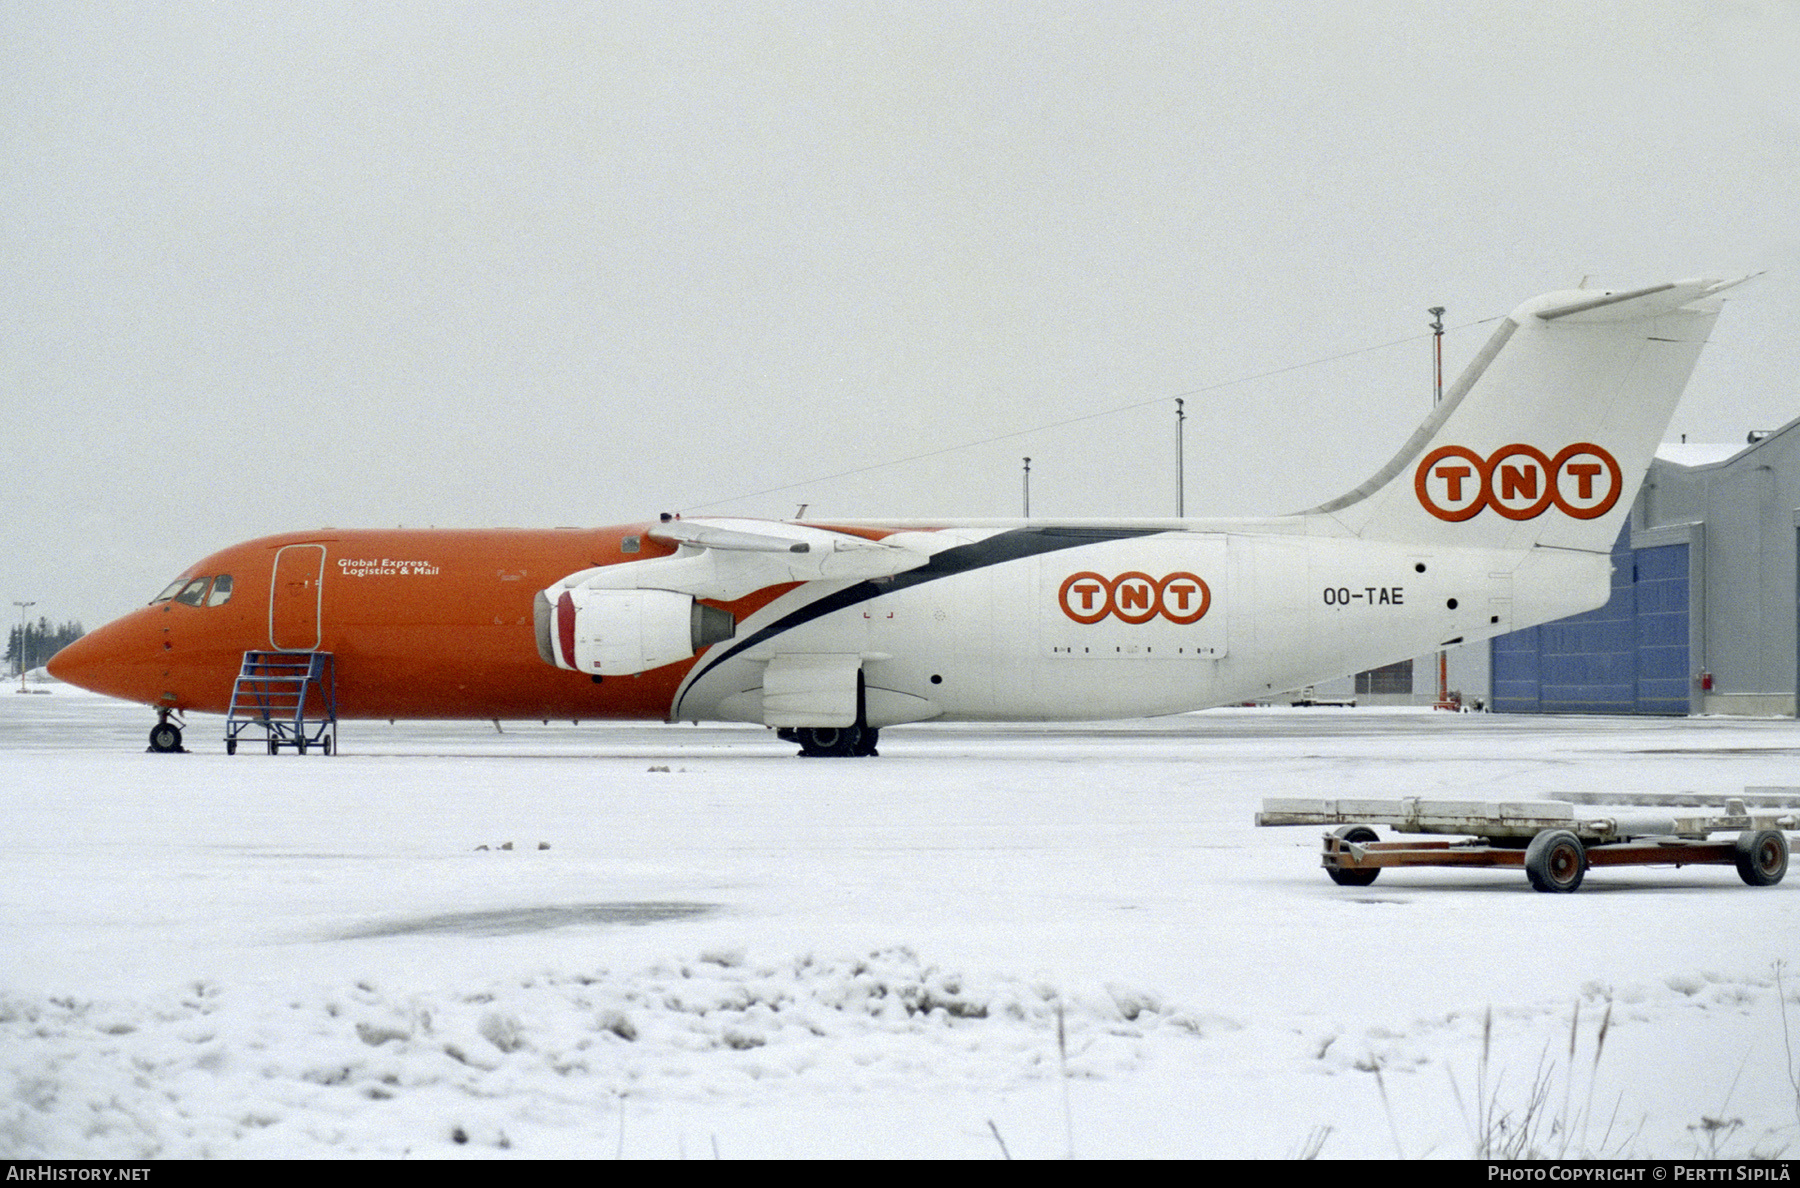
[780,725,880,758]
[147,709,186,753]
[776,669,880,757]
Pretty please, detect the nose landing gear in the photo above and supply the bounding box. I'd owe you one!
[147,709,186,753]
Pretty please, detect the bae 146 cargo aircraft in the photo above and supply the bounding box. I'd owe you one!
[50,277,1748,756]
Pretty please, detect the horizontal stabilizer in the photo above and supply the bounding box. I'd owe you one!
[1531,275,1756,322]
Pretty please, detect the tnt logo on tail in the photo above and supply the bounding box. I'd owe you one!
[1415,442,1621,522]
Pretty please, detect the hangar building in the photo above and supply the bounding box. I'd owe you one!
[1490,419,1800,717]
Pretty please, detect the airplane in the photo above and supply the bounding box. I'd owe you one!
[49,276,1749,757]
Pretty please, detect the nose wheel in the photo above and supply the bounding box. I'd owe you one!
[147,710,186,753]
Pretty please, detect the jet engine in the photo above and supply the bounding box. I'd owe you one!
[534,587,735,675]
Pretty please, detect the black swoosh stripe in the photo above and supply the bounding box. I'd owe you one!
[673,526,1167,717]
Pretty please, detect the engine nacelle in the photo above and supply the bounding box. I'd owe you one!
[534,587,735,676]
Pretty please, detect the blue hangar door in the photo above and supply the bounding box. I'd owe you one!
[1490,532,1690,715]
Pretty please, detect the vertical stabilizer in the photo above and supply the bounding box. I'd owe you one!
[1309,277,1749,551]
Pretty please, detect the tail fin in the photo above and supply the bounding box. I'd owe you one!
[1309,277,1751,550]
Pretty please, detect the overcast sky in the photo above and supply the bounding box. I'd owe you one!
[5,0,1797,631]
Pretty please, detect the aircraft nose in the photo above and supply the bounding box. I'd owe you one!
[46,611,166,705]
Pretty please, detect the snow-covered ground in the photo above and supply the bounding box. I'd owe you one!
[2,687,1797,1158]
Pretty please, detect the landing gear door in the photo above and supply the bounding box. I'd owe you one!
[761,653,861,727]
[270,544,325,651]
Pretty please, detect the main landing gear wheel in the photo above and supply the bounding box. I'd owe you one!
[1525,828,1587,893]
[1734,829,1788,887]
[1326,824,1381,887]
[148,722,183,753]
[793,725,879,758]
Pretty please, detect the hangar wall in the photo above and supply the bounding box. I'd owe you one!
[1491,525,1693,714]
[1490,416,1800,717]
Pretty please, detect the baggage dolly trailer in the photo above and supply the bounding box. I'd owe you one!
[1256,795,1796,893]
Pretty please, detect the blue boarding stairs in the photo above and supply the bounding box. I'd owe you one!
[224,651,338,754]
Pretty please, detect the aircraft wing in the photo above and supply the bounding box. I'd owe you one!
[555,518,930,602]
[649,518,931,584]
[648,521,813,553]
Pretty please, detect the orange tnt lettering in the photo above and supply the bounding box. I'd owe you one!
[1058,572,1113,624]
[1499,464,1538,500]
[1548,445,1622,518]
[1414,445,1489,522]
[1416,442,1621,523]
[1565,462,1601,500]
[1113,573,1159,624]
[1057,571,1211,625]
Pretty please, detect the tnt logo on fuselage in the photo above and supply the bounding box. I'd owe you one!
[1058,572,1211,625]
[1415,442,1622,523]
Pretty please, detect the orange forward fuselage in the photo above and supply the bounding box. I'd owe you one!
[49,526,790,721]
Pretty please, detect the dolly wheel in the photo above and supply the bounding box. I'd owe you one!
[1525,829,1586,893]
[1734,830,1788,887]
[1327,824,1381,887]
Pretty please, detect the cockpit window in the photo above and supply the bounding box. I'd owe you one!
[152,575,233,606]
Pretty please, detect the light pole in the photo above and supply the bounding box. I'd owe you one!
[13,601,35,692]
[1429,306,1445,406]
[1022,457,1031,517]
[1429,306,1448,708]
[1175,398,1186,517]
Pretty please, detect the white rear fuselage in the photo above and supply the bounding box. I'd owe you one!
[671,519,1606,726]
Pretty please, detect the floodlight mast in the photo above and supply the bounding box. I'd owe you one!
[1429,306,1446,406]
[1175,397,1186,517]
[13,601,35,692]
[1429,305,1448,708]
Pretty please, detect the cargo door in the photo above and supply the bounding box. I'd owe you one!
[270,544,325,650]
